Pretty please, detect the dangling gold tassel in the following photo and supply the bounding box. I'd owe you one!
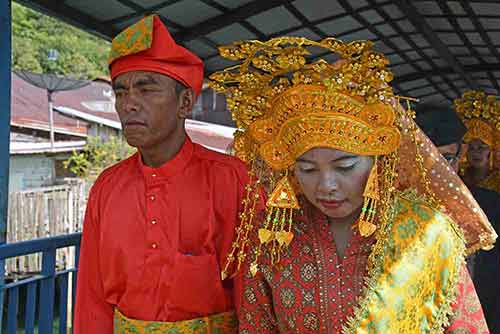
[358,157,379,237]
[250,174,299,276]
[221,171,260,281]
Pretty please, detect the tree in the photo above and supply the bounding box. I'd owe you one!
[11,2,110,79]
[64,136,135,181]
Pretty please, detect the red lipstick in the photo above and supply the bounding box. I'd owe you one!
[318,199,346,209]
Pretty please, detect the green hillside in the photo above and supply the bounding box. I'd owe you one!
[11,2,110,79]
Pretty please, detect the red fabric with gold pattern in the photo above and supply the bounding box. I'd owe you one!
[447,267,491,334]
[109,15,204,96]
[238,202,490,334]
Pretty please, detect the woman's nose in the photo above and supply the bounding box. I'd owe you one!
[317,171,339,194]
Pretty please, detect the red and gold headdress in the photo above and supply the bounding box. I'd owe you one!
[209,37,496,279]
[454,90,500,149]
[108,15,204,96]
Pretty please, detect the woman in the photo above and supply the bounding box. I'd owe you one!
[454,90,500,193]
[209,37,497,333]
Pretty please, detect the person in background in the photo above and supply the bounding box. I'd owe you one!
[74,14,249,334]
[454,90,500,193]
[417,105,500,334]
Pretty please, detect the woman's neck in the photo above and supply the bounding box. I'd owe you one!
[327,206,362,259]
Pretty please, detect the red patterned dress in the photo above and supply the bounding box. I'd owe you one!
[238,203,490,334]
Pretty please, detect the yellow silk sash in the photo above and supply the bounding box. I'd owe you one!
[343,193,465,334]
[113,309,237,334]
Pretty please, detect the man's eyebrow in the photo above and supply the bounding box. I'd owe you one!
[135,75,160,86]
[112,75,160,90]
[112,82,126,90]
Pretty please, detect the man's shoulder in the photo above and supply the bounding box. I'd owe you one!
[193,143,248,173]
[92,153,138,189]
[469,184,500,200]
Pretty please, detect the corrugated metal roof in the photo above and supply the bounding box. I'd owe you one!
[15,0,500,107]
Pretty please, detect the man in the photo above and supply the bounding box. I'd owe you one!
[417,105,500,334]
[74,15,247,333]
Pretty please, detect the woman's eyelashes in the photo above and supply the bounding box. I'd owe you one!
[336,163,357,172]
[298,167,317,173]
[298,162,357,174]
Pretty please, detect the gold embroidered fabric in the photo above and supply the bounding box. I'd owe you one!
[113,309,238,334]
[108,15,154,65]
[343,194,464,334]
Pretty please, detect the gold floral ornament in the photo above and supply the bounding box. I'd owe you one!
[209,36,405,279]
[454,90,500,149]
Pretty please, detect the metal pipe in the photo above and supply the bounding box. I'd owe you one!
[48,91,54,151]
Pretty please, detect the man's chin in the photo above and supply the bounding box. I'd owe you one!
[123,136,144,149]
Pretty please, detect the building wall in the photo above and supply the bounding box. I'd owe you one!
[9,155,55,192]
[88,123,121,141]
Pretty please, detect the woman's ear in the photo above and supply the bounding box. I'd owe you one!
[177,88,195,119]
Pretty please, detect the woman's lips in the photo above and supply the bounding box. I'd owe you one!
[318,199,346,209]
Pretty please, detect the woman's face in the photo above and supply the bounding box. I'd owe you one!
[294,147,374,219]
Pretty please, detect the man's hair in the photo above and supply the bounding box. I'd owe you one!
[175,81,188,97]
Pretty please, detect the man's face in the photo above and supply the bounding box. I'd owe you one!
[467,139,491,169]
[437,143,460,172]
[112,71,184,150]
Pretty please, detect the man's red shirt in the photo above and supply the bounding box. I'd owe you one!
[74,137,247,333]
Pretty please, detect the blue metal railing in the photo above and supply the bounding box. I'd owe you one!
[0,233,81,334]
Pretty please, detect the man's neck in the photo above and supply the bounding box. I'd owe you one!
[465,166,490,184]
[140,130,186,168]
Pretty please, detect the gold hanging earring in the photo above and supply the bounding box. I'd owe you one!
[358,156,379,237]
[250,174,300,276]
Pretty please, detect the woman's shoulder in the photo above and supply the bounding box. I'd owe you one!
[391,190,464,245]
[394,190,453,223]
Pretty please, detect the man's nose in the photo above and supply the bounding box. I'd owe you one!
[120,92,140,114]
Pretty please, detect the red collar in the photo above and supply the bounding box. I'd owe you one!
[138,136,194,180]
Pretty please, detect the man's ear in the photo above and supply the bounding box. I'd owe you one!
[177,88,195,119]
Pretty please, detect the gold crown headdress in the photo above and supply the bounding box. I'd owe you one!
[210,37,497,279]
[454,90,500,148]
[209,37,407,278]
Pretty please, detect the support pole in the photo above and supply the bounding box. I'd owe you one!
[0,0,12,330]
[0,0,12,244]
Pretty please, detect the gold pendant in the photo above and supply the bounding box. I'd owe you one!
[258,228,274,244]
[275,231,294,247]
[359,219,377,237]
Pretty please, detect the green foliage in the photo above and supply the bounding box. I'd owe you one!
[64,136,135,181]
[11,2,110,79]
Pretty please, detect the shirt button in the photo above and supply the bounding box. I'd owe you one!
[152,173,157,177]
[151,220,157,225]
[150,195,155,201]
[151,243,158,249]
